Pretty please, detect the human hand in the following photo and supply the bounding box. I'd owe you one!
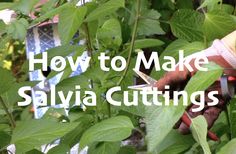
[175,77,235,140]
[155,31,236,139]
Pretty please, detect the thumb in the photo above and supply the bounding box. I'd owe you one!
[154,65,192,91]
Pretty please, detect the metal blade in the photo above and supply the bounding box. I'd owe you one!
[133,69,157,85]
[128,69,157,91]
[128,84,153,90]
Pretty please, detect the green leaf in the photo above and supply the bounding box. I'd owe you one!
[162,39,189,52]
[60,113,93,148]
[232,15,236,23]
[0,131,11,148]
[198,0,234,14]
[11,119,77,153]
[118,146,136,154]
[58,5,87,44]
[198,0,221,10]
[146,103,181,152]
[229,98,236,138]
[221,4,234,15]
[1,81,37,108]
[25,149,43,154]
[125,39,164,49]
[0,109,5,115]
[0,36,10,53]
[151,40,205,79]
[20,106,34,121]
[201,3,234,14]
[79,116,134,149]
[7,18,29,41]
[146,63,223,152]
[151,0,175,10]
[31,3,70,25]
[0,124,9,132]
[0,3,14,10]
[97,18,122,48]
[175,63,223,116]
[42,108,66,121]
[170,9,204,41]
[85,0,125,22]
[190,115,211,154]
[163,40,205,54]
[112,92,146,117]
[183,63,223,99]
[203,11,236,41]
[88,142,120,154]
[217,138,236,154]
[40,0,59,14]
[13,0,39,15]
[219,4,235,14]
[137,9,165,36]
[53,73,89,104]
[0,67,15,95]
[0,20,6,34]
[154,130,194,154]
[176,0,193,9]
[47,144,70,154]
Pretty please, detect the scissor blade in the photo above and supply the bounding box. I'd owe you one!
[133,69,157,85]
[128,84,153,90]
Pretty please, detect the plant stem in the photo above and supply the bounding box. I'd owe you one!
[105,0,141,117]
[82,0,93,62]
[84,24,93,61]
[204,35,208,48]
[106,99,111,118]
[81,0,100,122]
[0,96,16,128]
[85,26,98,120]
[117,0,141,86]
[224,107,231,138]
[234,5,236,16]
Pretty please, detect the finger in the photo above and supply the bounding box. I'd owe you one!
[178,105,203,134]
[154,58,204,91]
[204,89,226,109]
[178,123,190,134]
[174,104,194,129]
[178,111,220,141]
[208,56,236,76]
[203,106,222,129]
[155,69,190,91]
[190,90,224,129]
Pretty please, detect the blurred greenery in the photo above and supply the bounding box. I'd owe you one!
[0,0,235,153]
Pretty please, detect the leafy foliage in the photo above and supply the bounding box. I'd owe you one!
[58,4,87,44]
[0,0,235,153]
[79,116,134,149]
[147,63,223,152]
[170,9,204,41]
[191,115,211,154]
[11,119,78,153]
[203,11,236,40]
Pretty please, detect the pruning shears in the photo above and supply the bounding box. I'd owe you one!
[128,69,236,141]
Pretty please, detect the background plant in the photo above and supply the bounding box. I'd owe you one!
[0,0,236,153]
